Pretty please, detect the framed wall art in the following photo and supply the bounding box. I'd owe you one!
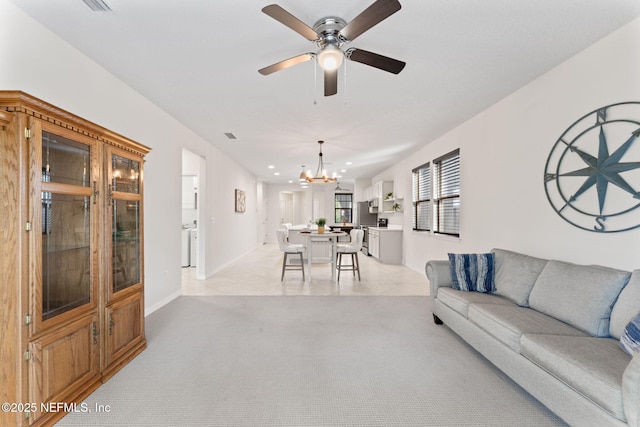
[235,189,246,213]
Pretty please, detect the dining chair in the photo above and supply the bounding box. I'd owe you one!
[276,229,306,280]
[336,229,364,281]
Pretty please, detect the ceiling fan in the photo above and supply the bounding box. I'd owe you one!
[258,0,406,96]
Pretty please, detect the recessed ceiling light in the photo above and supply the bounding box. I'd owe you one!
[288,180,293,184]
[274,172,280,176]
[346,162,352,165]
[268,165,275,169]
[341,169,347,173]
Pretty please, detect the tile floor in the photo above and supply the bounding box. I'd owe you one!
[182,242,429,296]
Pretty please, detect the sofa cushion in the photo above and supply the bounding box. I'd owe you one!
[491,248,548,307]
[436,287,514,318]
[468,304,587,353]
[610,270,640,339]
[620,313,640,356]
[521,334,629,421]
[623,353,640,427]
[528,260,630,337]
[448,253,495,292]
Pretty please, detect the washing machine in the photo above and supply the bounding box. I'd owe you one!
[181,227,191,267]
[190,228,198,267]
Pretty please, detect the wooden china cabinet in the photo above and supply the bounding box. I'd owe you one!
[0,91,150,426]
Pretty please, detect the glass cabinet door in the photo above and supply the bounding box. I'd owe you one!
[111,153,140,193]
[112,199,140,292]
[38,130,96,324]
[109,151,143,296]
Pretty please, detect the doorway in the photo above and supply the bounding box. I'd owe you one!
[279,190,308,226]
[182,149,205,281]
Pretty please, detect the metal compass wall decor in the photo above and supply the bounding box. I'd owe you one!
[544,102,640,233]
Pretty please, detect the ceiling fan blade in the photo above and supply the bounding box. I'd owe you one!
[258,53,314,75]
[324,69,338,96]
[346,48,405,74]
[340,0,401,41]
[262,4,318,41]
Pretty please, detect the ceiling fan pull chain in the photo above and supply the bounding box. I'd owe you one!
[343,59,348,106]
[313,60,318,105]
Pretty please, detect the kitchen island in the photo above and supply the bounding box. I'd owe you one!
[367,227,402,264]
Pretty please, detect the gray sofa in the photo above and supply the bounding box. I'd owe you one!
[426,248,640,427]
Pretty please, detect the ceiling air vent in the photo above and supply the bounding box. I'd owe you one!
[224,132,237,140]
[82,0,113,12]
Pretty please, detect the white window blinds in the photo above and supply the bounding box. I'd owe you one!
[434,150,460,236]
[412,162,431,231]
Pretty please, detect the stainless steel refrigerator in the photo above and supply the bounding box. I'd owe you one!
[356,201,378,226]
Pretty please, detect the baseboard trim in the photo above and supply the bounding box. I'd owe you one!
[145,289,182,317]
[202,246,257,279]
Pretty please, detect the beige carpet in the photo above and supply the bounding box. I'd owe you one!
[57,296,565,426]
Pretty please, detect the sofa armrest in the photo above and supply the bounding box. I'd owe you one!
[425,260,452,310]
[623,352,640,427]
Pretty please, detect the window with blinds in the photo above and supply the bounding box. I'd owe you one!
[334,193,353,223]
[412,162,431,231]
[434,149,460,236]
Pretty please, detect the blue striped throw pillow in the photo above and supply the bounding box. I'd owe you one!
[448,253,495,293]
[620,313,640,356]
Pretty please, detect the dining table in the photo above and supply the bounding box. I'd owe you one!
[301,230,347,281]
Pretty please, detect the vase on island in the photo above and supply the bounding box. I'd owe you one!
[315,218,326,234]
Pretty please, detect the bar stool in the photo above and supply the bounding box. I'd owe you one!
[336,229,364,281]
[276,229,306,280]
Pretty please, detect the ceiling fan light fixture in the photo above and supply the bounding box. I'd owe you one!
[260,3,404,95]
[317,44,344,71]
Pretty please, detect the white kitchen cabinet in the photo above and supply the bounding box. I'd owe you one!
[182,175,198,208]
[369,228,380,259]
[372,181,381,200]
[362,185,372,202]
[368,227,402,265]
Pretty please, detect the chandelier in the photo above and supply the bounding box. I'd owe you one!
[300,141,337,185]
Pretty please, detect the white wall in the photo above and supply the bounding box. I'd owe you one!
[256,181,266,245]
[0,1,258,314]
[373,17,640,273]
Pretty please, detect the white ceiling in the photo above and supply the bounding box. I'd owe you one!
[9,0,640,184]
